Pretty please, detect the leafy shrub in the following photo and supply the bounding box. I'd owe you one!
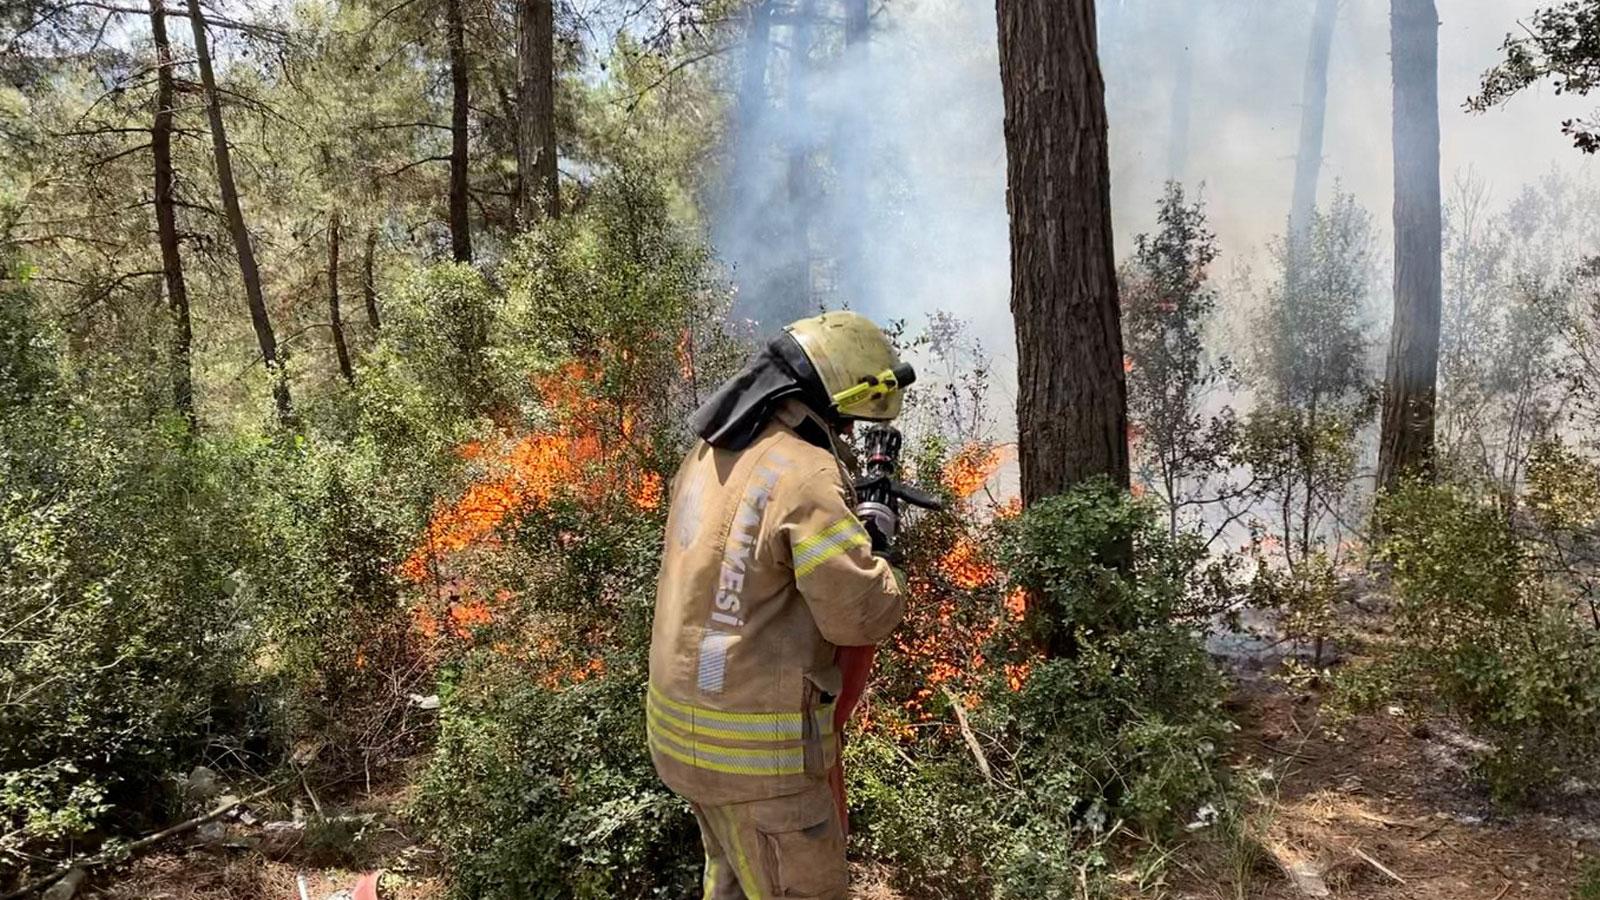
[1372,482,1600,801]
[411,486,700,900]
[0,284,260,874]
[850,480,1234,898]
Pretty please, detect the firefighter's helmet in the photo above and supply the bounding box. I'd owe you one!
[785,311,915,421]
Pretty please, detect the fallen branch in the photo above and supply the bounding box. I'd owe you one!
[941,686,993,782]
[1348,845,1405,885]
[0,783,280,900]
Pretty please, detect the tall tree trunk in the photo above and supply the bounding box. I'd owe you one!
[148,0,194,429]
[1378,0,1442,489]
[730,0,772,204]
[996,0,1129,504]
[363,228,381,330]
[516,0,558,224]
[187,0,291,422]
[328,211,354,384]
[1288,0,1339,271]
[1166,0,1200,181]
[834,0,869,312]
[844,0,867,46]
[781,0,815,320]
[445,0,472,262]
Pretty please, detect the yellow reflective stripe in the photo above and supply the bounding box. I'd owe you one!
[702,853,716,900]
[648,688,833,744]
[647,724,808,776]
[718,806,765,900]
[793,517,859,558]
[648,708,807,764]
[648,682,834,732]
[794,525,870,577]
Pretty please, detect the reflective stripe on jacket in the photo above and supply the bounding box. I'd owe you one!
[648,401,905,807]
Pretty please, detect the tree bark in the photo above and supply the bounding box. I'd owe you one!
[363,228,381,330]
[834,0,870,312]
[516,0,557,225]
[445,0,472,261]
[187,0,291,422]
[1378,0,1442,490]
[148,0,194,429]
[328,211,354,384]
[844,0,867,46]
[1288,0,1339,269]
[996,0,1130,503]
[729,0,772,205]
[781,0,815,320]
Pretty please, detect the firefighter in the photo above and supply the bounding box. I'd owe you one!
[648,311,911,900]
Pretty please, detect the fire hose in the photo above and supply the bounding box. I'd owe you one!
[831,422,945,830]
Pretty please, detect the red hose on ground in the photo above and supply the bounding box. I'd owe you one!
[829,644,877,832]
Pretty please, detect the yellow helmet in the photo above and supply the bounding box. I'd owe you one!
[784,311,914,421]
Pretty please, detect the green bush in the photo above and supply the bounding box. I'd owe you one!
[1373,482,1600,801]
[415,649,699,900]
[849,481,1234,898]
[0,283,261,872]
[411,493,700,900]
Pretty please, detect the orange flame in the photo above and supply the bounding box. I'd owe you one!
[938,536,997,590]
[401,361,664,583]
[942,443,1009,499]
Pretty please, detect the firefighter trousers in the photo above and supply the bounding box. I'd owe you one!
[691,780,847,900]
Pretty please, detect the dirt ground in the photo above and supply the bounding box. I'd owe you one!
[1162,677,1599,900]
[80,680,1596,900]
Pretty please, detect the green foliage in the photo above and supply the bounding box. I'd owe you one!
[1245,551,1343,666]
[416,652,699,900]
[1472,0,1600,153]
[1002,477,1237,647]
[1121,182,1240,536]
[1372,482,1600,801]
[851,481,1233,899]
[411,495,697,900]
[1244,192,1376,566]
[0,289,259,868]
[1576,858,1600,900]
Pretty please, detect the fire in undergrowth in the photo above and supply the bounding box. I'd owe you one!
[401,361,664,647]
[941,443,1012,500]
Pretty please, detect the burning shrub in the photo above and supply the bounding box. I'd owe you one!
[849,479,1235,898]
[405,170,732,898]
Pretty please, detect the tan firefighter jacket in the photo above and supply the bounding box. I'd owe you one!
[648,400,906,808]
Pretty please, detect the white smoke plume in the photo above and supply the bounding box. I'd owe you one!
[712,0,1597,373]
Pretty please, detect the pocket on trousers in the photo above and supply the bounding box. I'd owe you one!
[752,784,847,899]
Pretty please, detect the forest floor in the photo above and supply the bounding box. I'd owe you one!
[1161,674,1599,900]
[83,661,1598,900]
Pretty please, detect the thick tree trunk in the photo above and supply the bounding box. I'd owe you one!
[445,0,472,261]
[328,211,354,384]
[516,0,558,224]
[148,0,194,429]
[187,0,291,422]
[996,0,1129,503]
[363,228,381,330]
[1378,0,1442,489]
[1288,0,1339,269]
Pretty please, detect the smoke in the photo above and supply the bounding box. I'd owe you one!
[710,0,1598,432]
